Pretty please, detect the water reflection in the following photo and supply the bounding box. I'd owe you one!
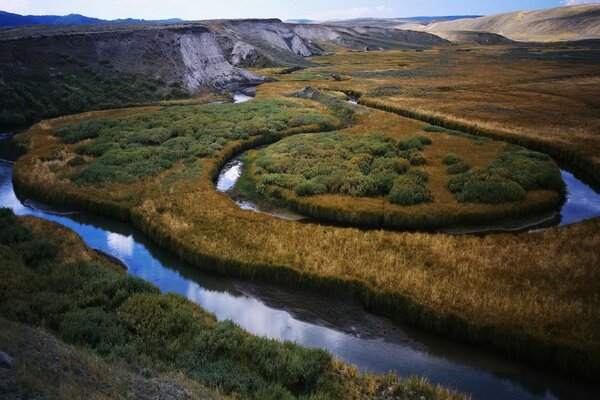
[106,232,135,258]
[560,170,600,225]
[1,136,599,399]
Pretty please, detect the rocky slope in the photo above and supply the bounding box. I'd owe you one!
[0,18,450,129]
[0,19,449,92]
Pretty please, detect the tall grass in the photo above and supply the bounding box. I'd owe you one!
[0,210,465,400]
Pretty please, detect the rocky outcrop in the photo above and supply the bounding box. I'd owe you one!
[0,19,449,94]
[179,31,262,91]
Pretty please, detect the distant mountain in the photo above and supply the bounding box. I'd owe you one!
[0,10,183,28]
[423,4,600,42]
[319,15,481,30]
[29,14,105,25]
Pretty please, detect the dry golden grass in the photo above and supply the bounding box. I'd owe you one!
[300,45,600,182]
[12,43,600,379]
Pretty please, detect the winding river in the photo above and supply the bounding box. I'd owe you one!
[2,96,600,399]
[216,95,600,233]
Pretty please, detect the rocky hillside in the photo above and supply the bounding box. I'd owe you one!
[424,4,600,42]
[0,19,448,129]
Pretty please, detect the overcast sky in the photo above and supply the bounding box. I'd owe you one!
[1,0,599,21]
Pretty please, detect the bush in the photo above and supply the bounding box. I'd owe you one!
[0,209,32,244]
[67,155,86,167]
[118,293,204,358]
[449,170,526,203]
[490,150,565,193]
[447,162,471,175]
[406,169,429,184]
[252,132,435,203]
[295,180,327,196]
[389,176,432,205]
[60,307,126,351]
[442,153,463,165]
[21,238,57,268]
[448,150,564,204]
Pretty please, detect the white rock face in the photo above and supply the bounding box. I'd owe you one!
[231,41,257,65]
[179,32,261,91]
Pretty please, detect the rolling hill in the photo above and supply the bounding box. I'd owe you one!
[0,10,183,28]
[424,4,600,42]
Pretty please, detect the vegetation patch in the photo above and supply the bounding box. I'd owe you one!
[250,131,431,205]
[54,100,337,186]
[0,209,464,399]
[0,54,186,130]
[422,125,491,145]
[442,153,471,175]
[449,150,565,204]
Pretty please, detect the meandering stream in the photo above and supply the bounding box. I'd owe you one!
[2,95,600,399]
[215,94,600,233]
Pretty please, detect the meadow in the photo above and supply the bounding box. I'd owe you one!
[11,42,600,381]
[0,208,464,400]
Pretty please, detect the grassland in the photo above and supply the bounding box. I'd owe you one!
[0,208,464,399]
[11,42,600,381]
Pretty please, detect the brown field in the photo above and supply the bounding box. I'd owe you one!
[12,43,600,379]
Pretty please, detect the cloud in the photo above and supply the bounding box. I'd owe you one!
[317,5,391,20]
[562,0,600,5]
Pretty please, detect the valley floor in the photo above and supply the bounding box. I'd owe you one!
[4,41,600,396]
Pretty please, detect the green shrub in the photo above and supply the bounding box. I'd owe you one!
[252,132,434,203]
[398,137,424,151]
[490,150,565,193]
[21,238,57,268]
[406,169,429,184]
[448,150,564,204]
[442,153,463,165]
[295,180,327,196]
[61,307,127,351]
[67,155,86,167]
[447,162,471,175]
[389,176,432,205]
[0,209,32,244]
[449,170,526,203]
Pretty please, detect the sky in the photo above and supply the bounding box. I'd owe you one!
[0,0,599,21]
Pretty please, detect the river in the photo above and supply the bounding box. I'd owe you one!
[1,103,600,399]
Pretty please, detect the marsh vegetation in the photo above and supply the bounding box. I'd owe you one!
[10,42,600,384]
[0,208,464,399]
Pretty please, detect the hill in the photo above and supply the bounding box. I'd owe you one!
[424,4,600,42]
[320,15,481,29]
[0,19,449,129]
[0,10,183,28]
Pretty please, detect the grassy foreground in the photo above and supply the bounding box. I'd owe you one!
[0,208,464,400]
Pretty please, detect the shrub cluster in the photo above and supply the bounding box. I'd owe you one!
[448,150,565,204]
[252,132,432,205]
[442,153,471,175]
[54,100,337,186]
